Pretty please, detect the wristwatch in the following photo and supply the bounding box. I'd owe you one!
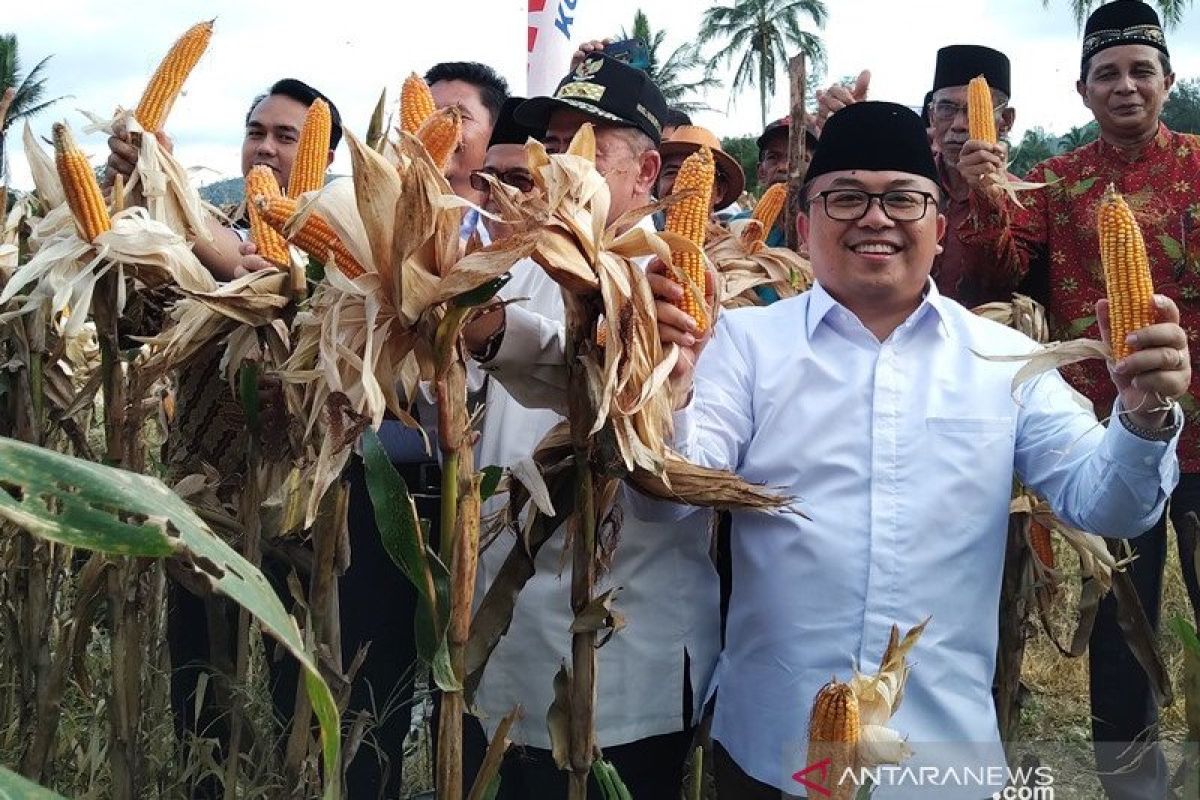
[1118,402,1182,441]
[471,307,507,363]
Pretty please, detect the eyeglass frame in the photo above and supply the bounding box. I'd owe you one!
[469,167,536,195]
[808,189,940,222]
[927,97,1009,124]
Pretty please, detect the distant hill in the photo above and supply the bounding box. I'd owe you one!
[199,177,244,206]
[198,175,342,206]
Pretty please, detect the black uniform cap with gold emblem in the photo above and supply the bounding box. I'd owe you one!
[1082,0,1168,63]
[514,54,669,144]
[804,101,940,189]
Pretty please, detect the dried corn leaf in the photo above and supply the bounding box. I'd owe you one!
[708,221,811,308]
[23,121,65,210]
[972,293,1050,343]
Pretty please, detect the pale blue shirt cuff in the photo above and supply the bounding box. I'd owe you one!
[1103,398,1182,490]
[671,401,697,459]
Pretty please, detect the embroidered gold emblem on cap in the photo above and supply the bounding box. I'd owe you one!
[573,57,604,81]
[558,82,605,102]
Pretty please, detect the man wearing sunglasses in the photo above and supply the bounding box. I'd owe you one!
[815,46,1019,307]
[469,96,540,243]
[646,100,1187,800]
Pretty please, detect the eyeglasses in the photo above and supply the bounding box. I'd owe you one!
[810,189,937,222]
[928,99,1007,123]
[469,168,535,195]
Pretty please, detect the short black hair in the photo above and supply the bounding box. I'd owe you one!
[1079,50,1172,84]
[663,107,693,128]
[424,62,509,125]
[245,78,344,150]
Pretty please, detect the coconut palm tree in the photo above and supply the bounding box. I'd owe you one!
[0,34,66,184]
[621,10,721,114]
[698,0,828,129]
[1046,0,1193,28]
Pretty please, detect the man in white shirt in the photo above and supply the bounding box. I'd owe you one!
[461,54,721,799]
[647,101,1189,799]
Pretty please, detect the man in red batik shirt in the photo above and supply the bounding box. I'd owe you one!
[960,2,1200,797]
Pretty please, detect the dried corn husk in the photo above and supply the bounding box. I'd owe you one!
[707,220,812,308]
[806,619,927,799]
[0,206,216,336]
[280,129,533,523]
[972,293,1049,344]
[84,110,214,244]
[23,121,66,211]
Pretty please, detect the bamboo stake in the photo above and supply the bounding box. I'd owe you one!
[785,53,808,255]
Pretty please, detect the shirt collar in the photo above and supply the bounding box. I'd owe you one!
[1094,122,1172,163]
[806,278,952,342]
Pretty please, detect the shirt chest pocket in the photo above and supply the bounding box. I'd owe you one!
[925,417,1012,437]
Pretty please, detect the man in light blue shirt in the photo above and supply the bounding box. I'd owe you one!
[647,101,1190,799]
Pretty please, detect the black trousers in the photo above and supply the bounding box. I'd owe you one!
[474,722,696,800]
[1089,472,1200,800]
[168,454,428,800]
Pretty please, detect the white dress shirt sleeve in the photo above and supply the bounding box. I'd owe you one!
[480,304,570,416]
[1014,370,1180,537]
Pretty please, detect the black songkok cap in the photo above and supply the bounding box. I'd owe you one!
[488,97,543,147]
[1082,0,1168,63]
[932,45,1011,97]
[804,102,939,187]
[514,54,668,144]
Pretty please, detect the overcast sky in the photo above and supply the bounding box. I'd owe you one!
[6,0,1199,190]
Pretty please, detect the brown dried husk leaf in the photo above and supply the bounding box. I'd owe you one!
[0,207,216,337]
[23,120,66,210]
[282,130,530,525]
[707,220,812,308]
[972,293,1049,343]
[628,452,790,510]
[85,109,214,244]
[975,337,1110,400]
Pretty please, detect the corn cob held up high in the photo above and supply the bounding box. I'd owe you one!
[967,75,998,145]
[749,182,787,243]
[416,106,462,172]
[400,73,437,134]
[53,123,111,243]
[257,196,366,279]
[246,165,290,266]
[664,146,715,333]
[134,20,214,133]
[287,98,331,198]
[1098,183,1154,361]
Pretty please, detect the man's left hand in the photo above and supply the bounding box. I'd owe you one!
[1097,294,1191,430]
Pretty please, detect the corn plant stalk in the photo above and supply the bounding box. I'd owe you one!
[564,293,605,800]
[433,304,480,800]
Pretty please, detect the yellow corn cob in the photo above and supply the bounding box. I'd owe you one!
[967,75,998,145]
[750,182,787,242]
[416,106,462,171]
[1098,183,1154,361]
[400,73,437,134]
[287,98,331,198]
[246,166,290,266]
[257,196,366,279]
[134,20,214,133]
[807,680,861,800]
[53,123,111,243]
[665,146,715,332]
[1028,519,1055,570]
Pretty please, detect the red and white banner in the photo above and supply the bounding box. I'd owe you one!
[527,0,585,97]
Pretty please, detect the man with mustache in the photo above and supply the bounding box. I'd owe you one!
[961,2,1200,796]
[815,46,1019,307]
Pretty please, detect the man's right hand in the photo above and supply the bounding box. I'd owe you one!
[105,117,174,188]
[569,39,612,72]
[813,70,870,135]
[957,139,1007,201]
[647,259,713,409]
[232,241,284,278]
